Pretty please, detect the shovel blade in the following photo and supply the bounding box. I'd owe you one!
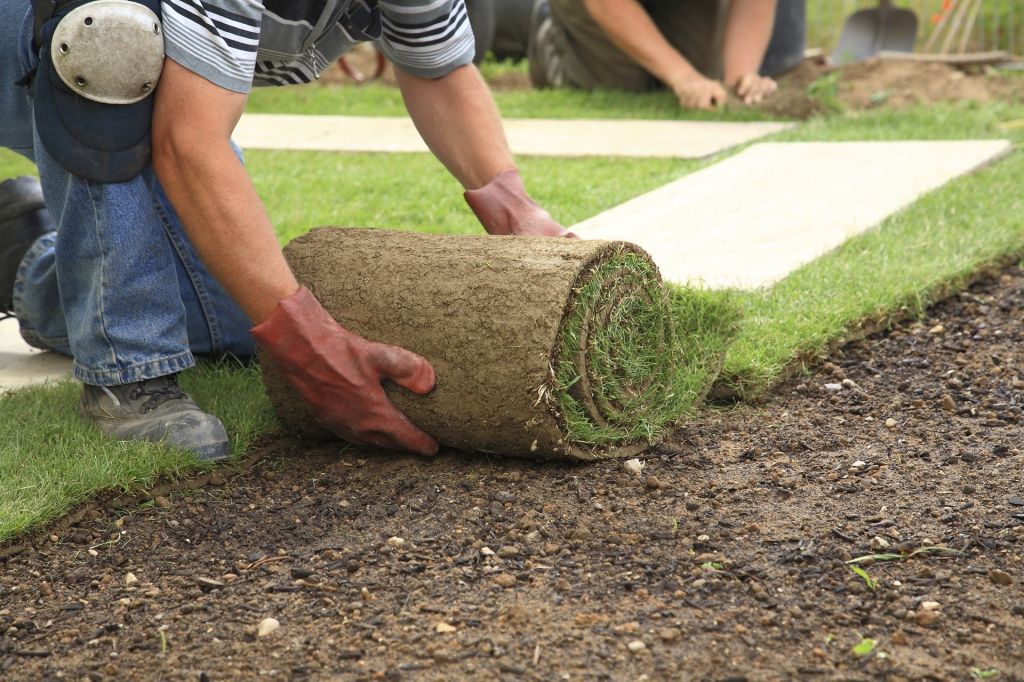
[832,6,918,66]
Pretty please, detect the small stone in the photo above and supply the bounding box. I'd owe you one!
[124,573,139,587]
[691,579,707,589]
[870,536,891,551]
[920,600,941,611]
[850,460,867,471]
[385,536,405,549]
[824,383,843,393]
[916,610,941,627]
[627,640,646,653]
[38,582,52,597]
[221,573,238,583]
[891,631,909,646]
[494,574,517,588]
[989,569,1013,586]
[497,545,519,558]
[657,627,681,642]
[696,534,710,542]
[194,577,225,592]
[144,588,161,598]
[623,459,645,477]
[1009,497,1024,507]
[480,547,495,556]
[841,378,858,390]
[928,324,945,334]
[154,496,172,509]
[940,395,957,413]
[256,617,280,638]
[644,475,663,490]
[885,418,897,429]
[435,622,457,634]
[49,534,59,543]
[290,567,314,580]
[114,518,125,529]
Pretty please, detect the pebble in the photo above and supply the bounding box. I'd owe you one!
[824,383,843,393]
[929,324,945,334]
[256,617,280,638]
[154,496,172,509]
[38,582,52,597]
[494,574,517,588]
[623,459,646,477]
[920,600,941,611]
[124,573,138,587]
[657,628,681,642]
[497,546,519,558]
[916,610,941,627]
[644,475,663,490]
[870,536,891,551]
[891,631,909,646]
[988,569,1013,586]
[386,536,405,549]
[841,378,858,390]
[627,640,646,653]
[940,394,957,413]
[194,577,225,592]
[435,622,457,634]
[1009,497,1024,507]
[850,460,867,471]
[480,547,495,557]
[884,418,897,429]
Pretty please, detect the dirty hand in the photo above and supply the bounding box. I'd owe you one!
[671,76,728,110]
[252,286,439,455]
[465,169,575,238]
[733,73,777,106]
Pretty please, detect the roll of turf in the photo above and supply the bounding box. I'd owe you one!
[261,228,737,460]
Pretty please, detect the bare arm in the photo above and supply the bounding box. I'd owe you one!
[151,59,298,323]
[582,0,725,109]
[393,64,513,190]
[722,0,779,104]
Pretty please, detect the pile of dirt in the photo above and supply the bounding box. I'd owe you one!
[762,57,1021,119]
[2,262,1022,679]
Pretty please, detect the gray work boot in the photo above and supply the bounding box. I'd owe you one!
[79,374,230,461]
[1,176,56,314]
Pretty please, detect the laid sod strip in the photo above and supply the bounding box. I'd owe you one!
[718,146,1024,399]
[261,228,739,460]
[0,363,276,544]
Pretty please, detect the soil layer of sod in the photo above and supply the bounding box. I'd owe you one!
[3,266,1022,680]
[262,228,738,459]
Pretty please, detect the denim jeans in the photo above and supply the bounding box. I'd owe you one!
[0,3,255,386]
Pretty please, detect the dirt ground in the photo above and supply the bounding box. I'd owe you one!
[3,253,1024,679]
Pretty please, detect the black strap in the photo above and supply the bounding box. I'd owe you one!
[32,0,77,51]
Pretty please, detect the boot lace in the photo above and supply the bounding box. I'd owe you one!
[128,376,187,413]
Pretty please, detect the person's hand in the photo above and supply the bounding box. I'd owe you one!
[671,76,727,110]
[252,286,439,455]
[465,169,576,238]
[732,73,777,106]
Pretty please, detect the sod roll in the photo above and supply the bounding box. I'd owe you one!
[261,228,734,460]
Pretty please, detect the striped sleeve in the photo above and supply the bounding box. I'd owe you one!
[161,0,263,93]
[376,0,475,79]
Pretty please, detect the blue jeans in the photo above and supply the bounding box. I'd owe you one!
[0,3,255,386]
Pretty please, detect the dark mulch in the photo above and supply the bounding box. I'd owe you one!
[3,268,1024,681]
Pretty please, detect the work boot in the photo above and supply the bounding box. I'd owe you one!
[79,374,231,461]
[0,176,56,313]
[527,0,563,89]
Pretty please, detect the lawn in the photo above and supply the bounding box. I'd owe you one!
[1,79,1022,544]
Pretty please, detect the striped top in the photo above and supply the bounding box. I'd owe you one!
[161,0,475,93]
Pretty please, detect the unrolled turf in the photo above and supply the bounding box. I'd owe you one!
[260,228,738,460]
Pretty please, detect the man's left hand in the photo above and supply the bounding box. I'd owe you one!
[733,73,778,106]
[465,169,575,238]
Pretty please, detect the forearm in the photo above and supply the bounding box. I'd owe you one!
[583,0,698,90]
[152,140,297,324]
[395,65,513,190]
[722,0,777,87]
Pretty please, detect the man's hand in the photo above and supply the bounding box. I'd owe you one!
[671,76,728,110]
[465,169,575,237]
[733,73,777,105]
[252,287,439,456]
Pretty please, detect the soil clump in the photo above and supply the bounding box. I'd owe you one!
[3,263,1024,679]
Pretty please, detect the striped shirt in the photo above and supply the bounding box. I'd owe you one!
[161,0,475,93]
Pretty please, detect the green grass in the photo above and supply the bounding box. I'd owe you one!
[2,85,1023,544]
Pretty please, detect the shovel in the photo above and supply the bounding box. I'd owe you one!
[832,0,919,66]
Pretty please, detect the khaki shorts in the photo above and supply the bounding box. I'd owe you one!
[530,0,726,91]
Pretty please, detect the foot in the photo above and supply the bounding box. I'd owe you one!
[79,374,230,461]
[0,177,56,313]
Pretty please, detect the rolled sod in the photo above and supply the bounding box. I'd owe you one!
[260,228,739,460]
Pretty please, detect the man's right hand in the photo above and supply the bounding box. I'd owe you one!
[671,76,728,110]
[252,286,439,456]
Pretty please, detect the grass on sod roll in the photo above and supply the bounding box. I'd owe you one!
[1,91,1023,542]
[553,251,741,447]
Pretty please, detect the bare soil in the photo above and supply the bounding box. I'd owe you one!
[3,261,1024,679]
[761,58,1022,119]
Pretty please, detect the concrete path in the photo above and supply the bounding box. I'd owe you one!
[572,140,1012,289]
[0,317,72,393]
[234,114,793,159]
